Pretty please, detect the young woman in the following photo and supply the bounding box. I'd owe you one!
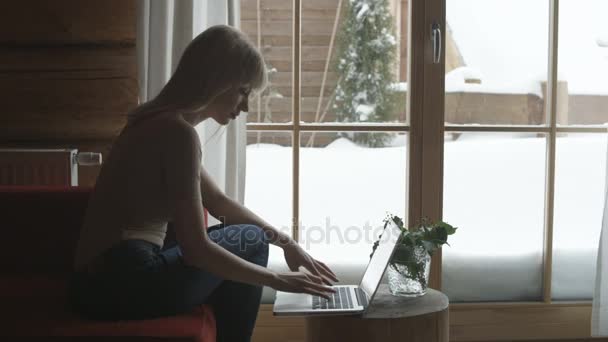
[68,25,337,341]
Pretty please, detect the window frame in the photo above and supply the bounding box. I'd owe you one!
[421,0,603,339]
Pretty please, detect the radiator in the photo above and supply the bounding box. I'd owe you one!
[0,149,102,186]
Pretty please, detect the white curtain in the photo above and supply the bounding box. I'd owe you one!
[136,0,247,219]
[593,138,608,336]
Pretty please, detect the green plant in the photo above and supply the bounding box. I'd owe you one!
[371,214,457,288]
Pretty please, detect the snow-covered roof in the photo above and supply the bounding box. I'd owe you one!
[447,0,608,95]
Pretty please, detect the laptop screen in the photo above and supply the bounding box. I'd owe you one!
[359,219,402,299]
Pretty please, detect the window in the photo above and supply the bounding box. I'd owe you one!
[240,0,607,333]
[441,0,608,304]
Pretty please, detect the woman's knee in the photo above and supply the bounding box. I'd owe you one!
[210,224,269,265]
[238,224,269,266]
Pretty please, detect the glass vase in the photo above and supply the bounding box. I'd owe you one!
[387,245,431,297]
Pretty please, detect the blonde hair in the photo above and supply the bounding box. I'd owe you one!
[129,25,267,123]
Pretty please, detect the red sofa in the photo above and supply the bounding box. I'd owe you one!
[0,186,216,341]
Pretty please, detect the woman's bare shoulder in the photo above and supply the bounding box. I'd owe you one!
[158,115,201,149]
[135,114,198,142]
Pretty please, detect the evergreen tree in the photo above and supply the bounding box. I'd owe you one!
[333,0,398,147]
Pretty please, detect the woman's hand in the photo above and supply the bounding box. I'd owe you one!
[270,271,336,300]
[283,241,339,286]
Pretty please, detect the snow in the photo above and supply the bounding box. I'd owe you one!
[246,134,608,302]
[447,0,608,95]
[390,82,407,92]
[598,35,608,48]
[355,104,375,120]
[444,66,545,96]
[325,137,360,149]
[356,3,369,20]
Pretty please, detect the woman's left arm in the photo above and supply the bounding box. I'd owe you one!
[199,166,288,245]
[200,167,339,284]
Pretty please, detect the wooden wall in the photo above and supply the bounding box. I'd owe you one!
[0,0,137,187]
[241,0,347,124]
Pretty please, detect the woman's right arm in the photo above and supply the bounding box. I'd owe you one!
[172,197,335,299]
[165,119,333,298]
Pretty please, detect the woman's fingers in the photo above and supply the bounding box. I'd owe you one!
[314,260,339,281]
[303,271,334,288]
[303,260,338,285]
[302,286,332,300]
[303,259,324,281]
[305,266,332,286]
[302,271,322,284]
[313,260,339,283]
[274,271,335,299]
[295,272,334,293]
[308,263,334,286]
[300,257,337,286]
[299,276,335,294]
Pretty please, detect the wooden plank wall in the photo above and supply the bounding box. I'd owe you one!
[241,0,344,125]
[0,0,137,187]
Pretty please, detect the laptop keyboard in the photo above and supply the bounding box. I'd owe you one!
[312,286,355,310]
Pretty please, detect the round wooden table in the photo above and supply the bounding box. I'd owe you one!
[306,285,449,342]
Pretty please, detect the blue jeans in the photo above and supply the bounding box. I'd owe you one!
[68,224,270,342]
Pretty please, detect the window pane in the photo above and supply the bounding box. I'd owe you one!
[245,131,292,262]
[300,0,406,124]
[245,131,292,230]
[445,0,549,125]
[240,0,293,123]
[556,0,608,126]
[299,131,407,282]
[442,133,546,302]
[552,133,607,300]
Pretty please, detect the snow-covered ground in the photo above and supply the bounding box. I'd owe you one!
[246,134,607,303]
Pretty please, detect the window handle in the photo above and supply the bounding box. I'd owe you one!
[432,22,442,64]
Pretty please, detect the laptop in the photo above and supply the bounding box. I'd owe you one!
[273,219,402,316]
